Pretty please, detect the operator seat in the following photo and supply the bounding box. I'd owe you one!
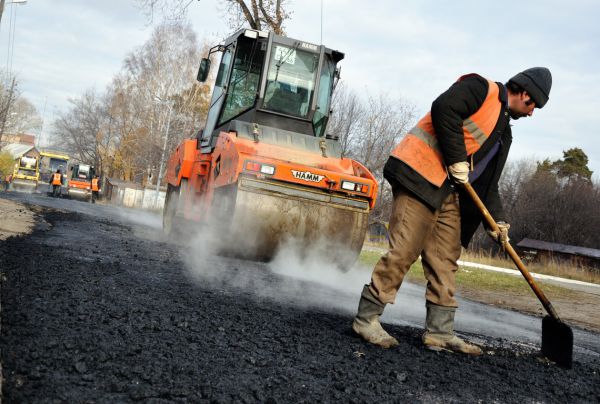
[266,85,306,117]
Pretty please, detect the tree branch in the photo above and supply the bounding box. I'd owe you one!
[234,0,259,29]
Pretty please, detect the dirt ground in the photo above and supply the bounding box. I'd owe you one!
[362,243,600,334]
[459,288,600,334]
[1,193,599,403]
[0,198,38,240]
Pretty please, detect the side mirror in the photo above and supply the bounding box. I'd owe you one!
[197,58,211,83]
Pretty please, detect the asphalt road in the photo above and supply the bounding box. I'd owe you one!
[1,190,599,403]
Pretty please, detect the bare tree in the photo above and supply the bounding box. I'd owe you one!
[117,21,210,184]
[52,90,116,177]
[51,21,211,185]
[6,97,42,135]
[510,171,600,249]
[0,76,19,145]
[104,79,145,181]
[328,85,416,223]
[327,82,365,157]
[53,90,105,169]
[135,0,292,34]
[498,158,536,214]
[1,77,19,138]
[221,0,291,34]
[0,72,42,146]
[468,155,600,253]
[350,93,415,175]
[470,158,536,251]
[135,0,199,23]
[352,93,416,222]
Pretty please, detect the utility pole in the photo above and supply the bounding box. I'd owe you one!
[0,0,6,25]
[154,96,174,209]
[0,0,26,25]
[36,96,47,148]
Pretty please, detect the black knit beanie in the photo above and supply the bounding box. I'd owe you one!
[509,67,552,108]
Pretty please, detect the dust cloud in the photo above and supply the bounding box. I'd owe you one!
[178,228,570,345]
[179,224,374,316]
[177,219,431,331]
[114,207,162,229]
[267,236,369,294]
[112,207,163,241]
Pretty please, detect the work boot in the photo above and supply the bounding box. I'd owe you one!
[422,302,482,356]
[352,285,399,348]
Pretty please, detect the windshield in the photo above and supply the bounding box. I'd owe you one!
[19,156,37,170]
[263,44,318,118]
[219,37,266,124]
[49,158,68,173]
[73,165,91,180]
[313,55,335,137]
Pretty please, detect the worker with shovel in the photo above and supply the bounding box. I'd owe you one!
[353,68,552,355]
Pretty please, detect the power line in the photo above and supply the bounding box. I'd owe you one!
[5,2,14,81]
[9,3,18,76]
[3,1,26,83]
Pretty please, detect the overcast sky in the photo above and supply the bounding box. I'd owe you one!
[2,0,599,178]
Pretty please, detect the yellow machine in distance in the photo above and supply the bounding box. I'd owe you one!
[11,155,39,191]
[39,151,70,195]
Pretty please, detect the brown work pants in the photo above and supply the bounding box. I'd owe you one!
[370,187,461,308]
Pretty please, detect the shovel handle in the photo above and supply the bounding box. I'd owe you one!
[462,182,561,322]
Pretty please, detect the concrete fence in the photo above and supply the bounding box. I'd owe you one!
[105,179,166,211]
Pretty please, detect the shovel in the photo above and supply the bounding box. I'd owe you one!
[462,182,573,368]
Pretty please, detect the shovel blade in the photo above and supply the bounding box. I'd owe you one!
[541,315,573,369]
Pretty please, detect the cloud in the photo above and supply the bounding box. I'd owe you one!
[1,0,151,113]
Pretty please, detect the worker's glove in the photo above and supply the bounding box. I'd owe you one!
[448,161,470,184]
[487,221,510,244]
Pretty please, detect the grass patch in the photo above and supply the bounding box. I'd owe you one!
[363,242,600,285]
[461,249,600,285]
[358,250,385,267]
[359,250,425,284]
[359,249,580,300]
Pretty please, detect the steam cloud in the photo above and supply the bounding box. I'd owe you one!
[180,225,372,315]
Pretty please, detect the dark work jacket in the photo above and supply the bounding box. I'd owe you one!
[384,75,512,248]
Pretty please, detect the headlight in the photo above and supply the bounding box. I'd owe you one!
[244,160,275,176]
[341,180,368,193]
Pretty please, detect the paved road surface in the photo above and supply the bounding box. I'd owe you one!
[1,191,599,403]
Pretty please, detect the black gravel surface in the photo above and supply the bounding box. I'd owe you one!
[1,195,600,403]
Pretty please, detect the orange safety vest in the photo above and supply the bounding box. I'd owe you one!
[52,173,62,186]
[91,178,99,192]
[390,77,502,187]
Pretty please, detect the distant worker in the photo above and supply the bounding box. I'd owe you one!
[3,173,10,191]
[91,175,100,203]
[352,67,552,355]
[50,169,63,197]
